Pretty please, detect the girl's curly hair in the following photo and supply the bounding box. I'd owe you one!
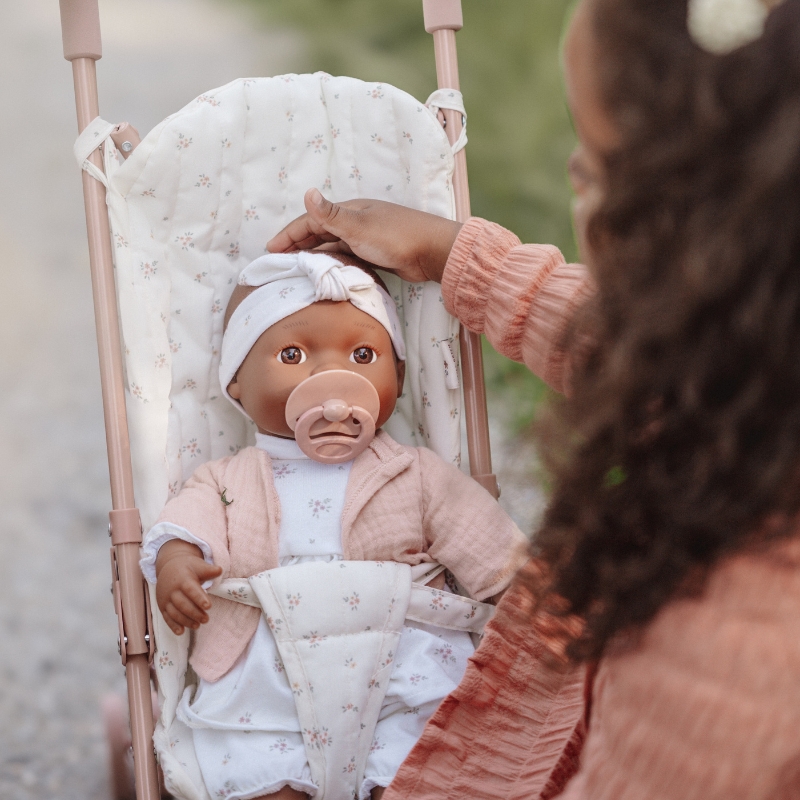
[533,0,800,660]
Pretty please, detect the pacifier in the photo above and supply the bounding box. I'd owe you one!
[284,370,381,464]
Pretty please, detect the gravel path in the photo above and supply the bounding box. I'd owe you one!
[0,4,540,797]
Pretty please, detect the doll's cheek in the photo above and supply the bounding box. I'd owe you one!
[376,388,399,427]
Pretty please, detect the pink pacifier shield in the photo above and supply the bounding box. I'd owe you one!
[284,370,381,464]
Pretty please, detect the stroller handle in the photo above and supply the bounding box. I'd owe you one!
[59,0,102,61]
[426,1,499,498]
[423,0,463,32]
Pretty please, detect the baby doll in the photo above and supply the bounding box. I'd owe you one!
[140,250,527,800]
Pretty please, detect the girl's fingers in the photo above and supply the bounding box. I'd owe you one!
[267,190,366,253]
[291,231,344,252]
[313,240,354,255]
[266,213,332,253]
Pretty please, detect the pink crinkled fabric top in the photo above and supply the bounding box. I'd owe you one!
[384,218,800,800]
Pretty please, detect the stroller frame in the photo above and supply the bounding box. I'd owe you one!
[59,1,496,797]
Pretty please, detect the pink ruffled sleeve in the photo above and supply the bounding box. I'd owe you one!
[441,217,594,394]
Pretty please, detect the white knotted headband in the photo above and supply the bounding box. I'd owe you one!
[220,251,405,408]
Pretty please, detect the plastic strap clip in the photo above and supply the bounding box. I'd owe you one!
[109,508,143,545]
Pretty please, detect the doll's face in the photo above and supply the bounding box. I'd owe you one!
[228,300,405,437]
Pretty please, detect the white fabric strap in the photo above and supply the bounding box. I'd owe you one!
[209,563,495,635]
[73,116,117,188]
[426,89,467,155]
[405,583,495,633]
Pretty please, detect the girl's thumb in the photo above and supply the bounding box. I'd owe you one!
[304,188,351,235]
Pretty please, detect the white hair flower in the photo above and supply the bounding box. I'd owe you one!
[688,0,771,54]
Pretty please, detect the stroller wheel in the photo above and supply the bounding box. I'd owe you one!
[102,693,135,800]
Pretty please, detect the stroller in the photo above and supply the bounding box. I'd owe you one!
[60,0,500,797]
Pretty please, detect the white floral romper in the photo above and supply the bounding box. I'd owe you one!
[141,433,474,800]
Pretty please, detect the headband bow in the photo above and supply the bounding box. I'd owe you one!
[239,251,376,301]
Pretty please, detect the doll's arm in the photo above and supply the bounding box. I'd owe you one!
[151,460,234,579]
[155,539,222,635]
[418,448,529,601]
[140,522,215,584]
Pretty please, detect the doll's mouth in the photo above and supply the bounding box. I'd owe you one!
[309,430,360,440]
[307,418,362,439]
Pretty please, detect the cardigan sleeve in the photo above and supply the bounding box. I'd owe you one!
[383,560,588,800]
[154,458,233,581]
[441,217,594,395]
[417,446,529,601]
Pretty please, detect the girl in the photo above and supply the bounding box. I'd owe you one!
[268,0,800,796]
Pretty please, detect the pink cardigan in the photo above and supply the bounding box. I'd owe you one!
[383,218,800,800]
[157,429,528,682]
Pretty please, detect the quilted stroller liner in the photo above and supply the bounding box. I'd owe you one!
[91,71,470,798]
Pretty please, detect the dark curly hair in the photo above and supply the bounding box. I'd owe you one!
[532,0,800,660]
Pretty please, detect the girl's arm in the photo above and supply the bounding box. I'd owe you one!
[383,561,588,800]
[267,192,594,396]
[441,218,593,396]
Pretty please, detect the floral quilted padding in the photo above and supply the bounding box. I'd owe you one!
[102,73,462,531]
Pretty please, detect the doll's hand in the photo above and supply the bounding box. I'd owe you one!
[155,539,223,636]
[266,189,462,284]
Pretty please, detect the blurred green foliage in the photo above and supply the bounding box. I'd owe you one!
[243,0,578,428]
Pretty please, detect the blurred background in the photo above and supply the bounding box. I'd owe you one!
[0,0,574,797]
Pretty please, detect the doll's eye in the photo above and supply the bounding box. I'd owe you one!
[278,347,306,365]
[350,347,377,365]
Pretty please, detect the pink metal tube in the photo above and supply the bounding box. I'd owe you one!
[126,656,159,800]
[59,0,102,61]
[423,0,463,32]
[67,47,161,800]
[430,21,499,498]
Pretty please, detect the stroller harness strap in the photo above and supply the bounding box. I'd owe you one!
[208,563,495,635]
[207,561,494,799]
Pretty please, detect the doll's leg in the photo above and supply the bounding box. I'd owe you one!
[371,788,386,800]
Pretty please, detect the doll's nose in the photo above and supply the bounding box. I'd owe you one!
[311,361,350,376]
[322,399,351,422]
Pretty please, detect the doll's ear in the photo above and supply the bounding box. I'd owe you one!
[395,359,406,399]
[228,376,241,400]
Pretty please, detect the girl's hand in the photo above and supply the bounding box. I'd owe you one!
[266,188,462,284]
[155,540,222,635]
